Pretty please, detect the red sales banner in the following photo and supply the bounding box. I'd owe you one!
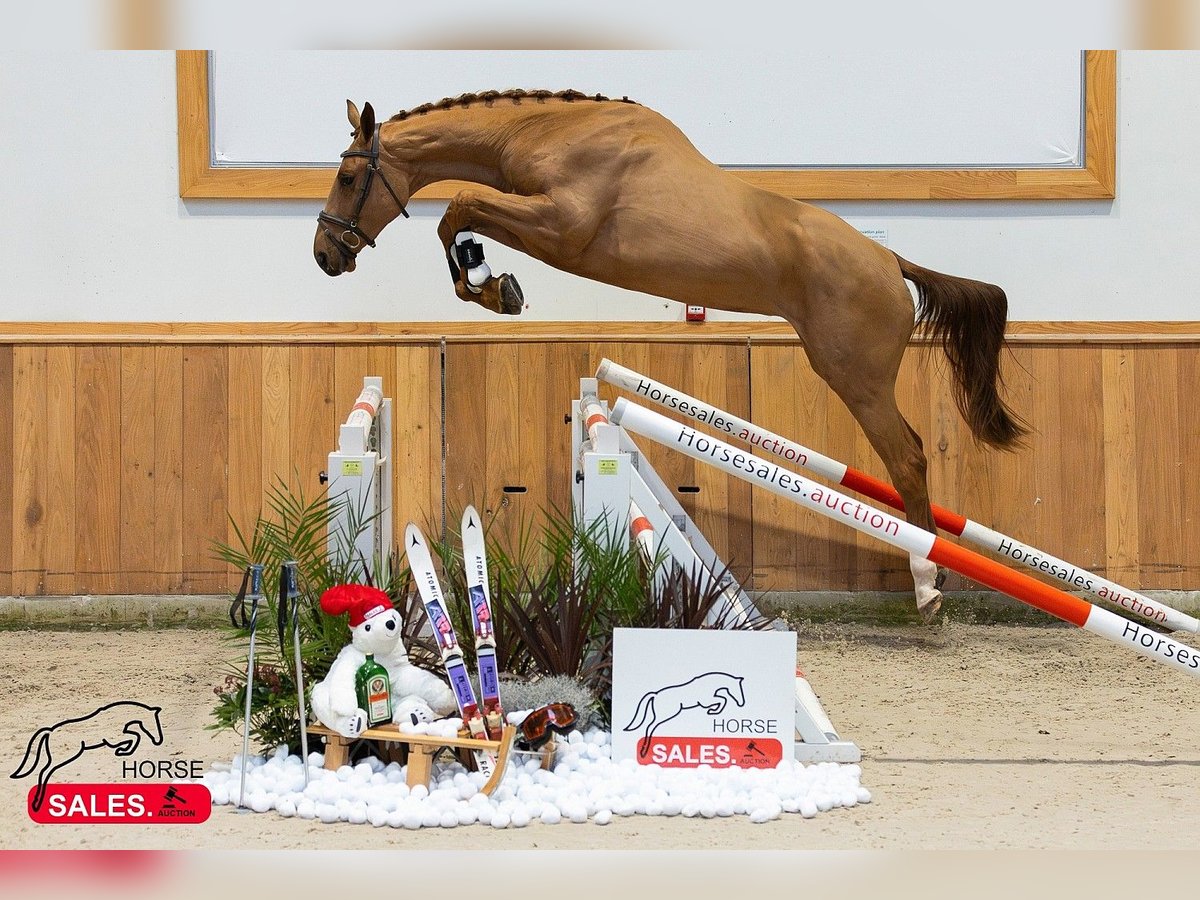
[26,783,211,824]
[639,737,783,769]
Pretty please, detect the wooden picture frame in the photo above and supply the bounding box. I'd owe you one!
[177,50,1115,201]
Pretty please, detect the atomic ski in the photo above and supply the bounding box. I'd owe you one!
[461,506,505,740]
[403,523,496,777]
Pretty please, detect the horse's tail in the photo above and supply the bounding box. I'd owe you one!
[623,693,654,733]
[11,728,50,779]
[894,253,1028,449]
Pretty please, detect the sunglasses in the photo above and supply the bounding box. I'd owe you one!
[518,702,578,750]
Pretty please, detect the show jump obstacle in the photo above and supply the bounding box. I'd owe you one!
[322,376,393,585]
[598,359,1199,637]
[572,378,863,763]
[599,384,1200,681]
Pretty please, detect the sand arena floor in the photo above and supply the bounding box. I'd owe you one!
[2,622,1198,851]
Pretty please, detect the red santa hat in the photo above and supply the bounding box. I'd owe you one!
[319,584,394,628]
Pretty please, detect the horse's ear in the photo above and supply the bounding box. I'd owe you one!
[346,99,361,133]
[360,102,376,138]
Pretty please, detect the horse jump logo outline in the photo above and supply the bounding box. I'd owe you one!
[10,701,165,812]
[623,672,746,759]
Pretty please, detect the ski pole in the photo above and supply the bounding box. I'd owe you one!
[237,563,263,811]
[282,561,310,787]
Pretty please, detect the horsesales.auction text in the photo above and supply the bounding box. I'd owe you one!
[633,379,809,465]
[674,426,900,538]
[996,538,1170,624]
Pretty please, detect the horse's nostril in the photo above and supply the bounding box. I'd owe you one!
[316,252,328,270]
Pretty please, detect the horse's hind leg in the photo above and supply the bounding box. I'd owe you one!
[843,395,944,620]
[792,310,943,621]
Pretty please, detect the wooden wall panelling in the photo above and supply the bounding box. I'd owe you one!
[75,346,121,594]
[1178,347,1200,585]
[390,344,442,543]
[120,347,157,593]
[443,343,489,540]
[226,345,264,566]
[260,345,291,491]
[689,343,754,581]
[42,347,76,595]
[153,347,184,592]
[181,346,229,592]
[11,347,45,595]
[1101,345,1140,583]
[1056,346,1106,572]
[0,347,11,596]
[747,345,796,590]
[289,345,337,516]
[1135,346,1184,588]
[977,344,1038,546]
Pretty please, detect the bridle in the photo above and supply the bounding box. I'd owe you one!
[317,124,408,264]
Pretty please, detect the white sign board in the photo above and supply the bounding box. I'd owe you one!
[611,628,796,768]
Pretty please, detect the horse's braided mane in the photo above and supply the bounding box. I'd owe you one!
[388,88,638,121]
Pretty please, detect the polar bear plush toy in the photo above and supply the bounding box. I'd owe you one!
[311,584,457,738]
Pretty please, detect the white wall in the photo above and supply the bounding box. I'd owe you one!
[1,50,1197,324]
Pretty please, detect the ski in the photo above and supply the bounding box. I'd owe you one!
[461,506,505,740]
[403,523,496,777]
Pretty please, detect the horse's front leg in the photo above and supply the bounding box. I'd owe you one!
[436,188,574,315]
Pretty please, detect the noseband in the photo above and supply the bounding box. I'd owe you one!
[317,124,409,264]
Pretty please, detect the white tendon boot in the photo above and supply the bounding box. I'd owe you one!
[454,230,492,293]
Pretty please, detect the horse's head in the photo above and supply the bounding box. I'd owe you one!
[314,100,410,276]
[137,705,165,746]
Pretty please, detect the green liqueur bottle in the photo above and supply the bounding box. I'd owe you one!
[355,654,392,728]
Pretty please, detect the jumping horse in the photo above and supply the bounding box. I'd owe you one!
[314,91,1027,620]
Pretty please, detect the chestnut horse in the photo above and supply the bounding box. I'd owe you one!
[313,92,1027,620]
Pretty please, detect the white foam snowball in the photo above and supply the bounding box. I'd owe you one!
[420,807,441,828]
[457,807,478,826]
[475,807,493,827]
[662,798,682,816]
[317,804,339,824]
[369,807,389,827]
[815,794,833,812]
[491,811,511,829]
[510,809,531,828]
[568,806,588,824]
[440,810,460,828]
[593,809,613,826]
[749,807,771,824]
[410,784,429,801]
[370,773,387,786]
[403,810,424,830]
[276,798,297,817]
[335,765,354,782]
[211,784,230,806]
[567,730,583,745]
[799,800,818,818]
[348,804,368,825]
[296,799,316,819]
[856,787,872,804]
[540,806,562,825]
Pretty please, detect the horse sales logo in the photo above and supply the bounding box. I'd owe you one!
[623,672,783,768]
[9,700,211,824]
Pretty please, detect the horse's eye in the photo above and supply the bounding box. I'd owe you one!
[339,173,354,187]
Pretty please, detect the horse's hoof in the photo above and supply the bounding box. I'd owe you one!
[499,274,524,315]
[934,566,948,591]
[917,591,943,624]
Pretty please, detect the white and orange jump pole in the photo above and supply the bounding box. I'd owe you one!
[597,359,1199,635]
[609,397,1200,680]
